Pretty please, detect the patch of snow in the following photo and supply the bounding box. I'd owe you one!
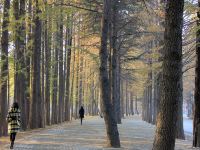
[184,117,193,135]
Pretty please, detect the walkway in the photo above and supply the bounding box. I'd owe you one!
[2,116,197,150]
[184,118,193,136]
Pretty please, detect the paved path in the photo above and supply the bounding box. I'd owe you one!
[2,116,197,150]
[184,118,193,136]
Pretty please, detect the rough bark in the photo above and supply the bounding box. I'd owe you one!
[130,93,134,115]
[44,0,51,126]
[51,42,58,124]
[0,0,10,136]
[78,50,83,110]
[121,80,124,118]
[64,17,72,121]
[70,33,76,119]
[156,73,162,122]
[99,0,120,147]
[41,25,45,126]
[75,37,80,119]
[193,1,200,147]
[25,0,32,128]
[176,76,185,139]
[125,81,128,116]
[142,90,145,120]
[111,0,121,124]
[14,0,27,130]
[29,0,44,129]
[116,56,121,122]
[51,17,59,124]
[153,74,158,124]
[148,75,153,123]
[135,96,139,115]
[152,1,184,149]
[143,88,148,121]
[58,0,64,123]
[146,88,149,121]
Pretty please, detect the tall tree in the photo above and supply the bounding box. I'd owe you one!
[111,0,121,124]
[51,6,59,124]
[64,16,73,121]
[70,31,76,119]
[75,16,80,118]
[78,51,84,108]
[58,0,64,123]
[99,0,120,147]
[44,0,51,126]
[152,0,184,149]
[193,1,200,147]
[25,0,32,128]
[29,0,44,129]
[14,0,27,130]
[0,0,10,136]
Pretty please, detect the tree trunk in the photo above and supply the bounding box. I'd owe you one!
[29,0,44,129]
[135,96,139,115]
[0,0,10,136]
[79,52,84,108]
[70,33,76,119]
[51,17,59,124]
[44,0,51,126]
[130,93,134,115]
[143,88,147,121]
[99,0,120,147]
[51,43,58,124]
[153,74,158,124]
[116,55,121,122]
[148,83,153,123]
[142,90,145,120]
[152,1,184,149]
[75,15,81,119]
[75,40,80,119]
[176,76,185,139]
[145,87,148,121]
[64,16,72,121]
[25,0,32,128]
[121,80,124,118]
[111,0,121,124]
[78,15,84,110]
[125,81,128,116]
[147,86,149,122]
[41,24,45,126]
[156,73,162,122]
[58,1,64,123]
[14,0,27,130]
[193,1,200,147]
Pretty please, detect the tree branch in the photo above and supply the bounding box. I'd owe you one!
[50,2,101,13]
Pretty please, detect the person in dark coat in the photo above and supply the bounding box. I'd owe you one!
[79,106,85,125]
[7,102,21,149]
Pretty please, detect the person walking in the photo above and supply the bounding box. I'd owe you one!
[7,102,21,149]
[79,106,85,125]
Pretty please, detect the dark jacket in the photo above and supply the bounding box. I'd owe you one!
[79,107,84,118]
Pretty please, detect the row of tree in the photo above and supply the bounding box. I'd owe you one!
[141,0,200,148]
[0,0,143,138]
[0,0,200,150]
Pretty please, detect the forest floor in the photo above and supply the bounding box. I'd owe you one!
[0,116,198,150]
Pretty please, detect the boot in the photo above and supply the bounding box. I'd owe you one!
[10,141,14,149]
